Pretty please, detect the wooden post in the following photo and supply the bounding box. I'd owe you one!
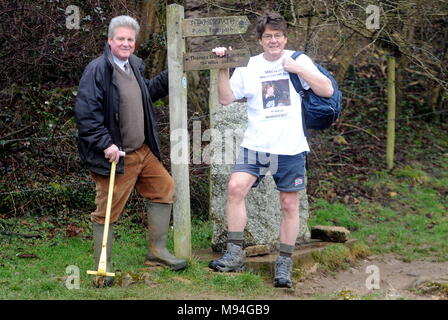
[166,8,249,258]
[209,70,219,126]
[208,70,218,204]
[167,4,191,259]
[386,55,396,170]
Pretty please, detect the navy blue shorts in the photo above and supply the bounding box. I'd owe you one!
[232,147,307,192]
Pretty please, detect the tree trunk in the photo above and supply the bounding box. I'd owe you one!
[140,0,166,76]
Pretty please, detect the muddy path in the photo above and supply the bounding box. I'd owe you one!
[285,254,448,300]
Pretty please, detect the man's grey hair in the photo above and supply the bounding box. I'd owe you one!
[108,15,140,39]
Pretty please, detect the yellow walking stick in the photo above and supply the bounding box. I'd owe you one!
[87,158,121,284]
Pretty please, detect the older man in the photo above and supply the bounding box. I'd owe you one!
[208,12,333,288]
[74,15,187,286]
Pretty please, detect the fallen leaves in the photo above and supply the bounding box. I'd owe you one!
[16,253,38,259]
[426,221,437,230]
[343,195,360,205]
[65,224,83,238]
[333,135,348,145]
[116,272,159,288]
[172,276,192,284]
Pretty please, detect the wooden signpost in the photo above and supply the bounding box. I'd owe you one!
[166,4,250,258]
[182,16,250,37]
[184,49,250,72]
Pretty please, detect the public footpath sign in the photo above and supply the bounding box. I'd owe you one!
[182,16,250,37]
[184,49,250,71]
[166,4,250,258]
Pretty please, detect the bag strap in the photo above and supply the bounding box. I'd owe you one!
[289,51,305,96]
[288,51,308,137]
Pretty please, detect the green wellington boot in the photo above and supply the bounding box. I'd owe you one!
[144,203,187,271]
[92,222,114,287]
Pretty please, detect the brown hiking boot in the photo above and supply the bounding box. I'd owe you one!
[208,243,246,272]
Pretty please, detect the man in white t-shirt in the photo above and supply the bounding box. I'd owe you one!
[208,12,334,288]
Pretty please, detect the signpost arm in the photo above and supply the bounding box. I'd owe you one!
[167,4,191,259]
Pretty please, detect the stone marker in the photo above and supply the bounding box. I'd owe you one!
[209,102,311,252]
[311,225,350,243]
[245,245,272,257]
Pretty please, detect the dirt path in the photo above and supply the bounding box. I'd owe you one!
[289,254,448,300]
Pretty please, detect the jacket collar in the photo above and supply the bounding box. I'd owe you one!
[103,43,115,67]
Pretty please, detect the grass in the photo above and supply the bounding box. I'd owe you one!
[0,217,276,300]
[308,158,448,263]
[311,242,371,274]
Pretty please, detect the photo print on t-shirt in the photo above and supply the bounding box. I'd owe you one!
[261,79,291,109]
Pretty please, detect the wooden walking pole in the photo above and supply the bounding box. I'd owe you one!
[167,4,191,259]
[86,161,117,286]
[386,55,396,170]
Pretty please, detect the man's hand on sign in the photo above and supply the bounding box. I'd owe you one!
[212,46,232,57]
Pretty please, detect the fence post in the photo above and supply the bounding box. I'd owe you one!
[386,55,396,170]
[167,4,191,259]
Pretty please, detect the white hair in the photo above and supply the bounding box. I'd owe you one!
[108,15,140,39]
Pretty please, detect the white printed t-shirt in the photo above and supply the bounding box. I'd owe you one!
[229,49,318,155]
